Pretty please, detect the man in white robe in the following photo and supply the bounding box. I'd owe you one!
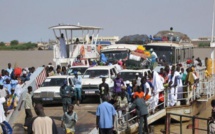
[152,71,164,112]
[58,34,67,58]
[0,97,6,123]
[175,67,183,103]
[168,69,179,107]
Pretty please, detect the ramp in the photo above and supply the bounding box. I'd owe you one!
[8,67,46,125]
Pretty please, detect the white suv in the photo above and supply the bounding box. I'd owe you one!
[82,66,119,97]
[33,75,74,104]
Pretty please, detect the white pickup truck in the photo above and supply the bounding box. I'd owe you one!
[33,75,74,104]
[120,69,151,85]
[81,66,119,97]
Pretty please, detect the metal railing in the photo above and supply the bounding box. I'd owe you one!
[165,113,210,134]
[117,71,215,132]
[115,109,138,132]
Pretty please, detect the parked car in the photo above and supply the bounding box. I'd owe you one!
[33,75,74,104]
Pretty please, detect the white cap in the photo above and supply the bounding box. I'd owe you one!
[23,70,27,74]
[150,48,153,52]
[126,80,130,84]
[135,73,139,75]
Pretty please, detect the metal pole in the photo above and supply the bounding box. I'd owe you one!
[211,0,215,75]
[211,0,215,43]
[207,119,209,134]
[180,116,182,134]
[165,113,170,134]
[192,116,195,134]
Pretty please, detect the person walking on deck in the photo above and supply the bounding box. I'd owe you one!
[61,104,78,134]
[19,86,33,130]
[72,71,82,106]
[96,95,116,134]
[28,103,58,134]
[99,77,109,103]
[60,80,73,113]
[130,95,149,134]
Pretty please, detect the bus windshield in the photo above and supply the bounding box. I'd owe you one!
[102,51,129,63]
[144,46,175,64]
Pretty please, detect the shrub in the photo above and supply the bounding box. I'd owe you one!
[10,40,19,46]
[0,42,37,50]
[0,42,5,46]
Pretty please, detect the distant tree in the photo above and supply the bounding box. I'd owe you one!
[0,42,5,46]
[198,42,210,47]
[10,40,19,46]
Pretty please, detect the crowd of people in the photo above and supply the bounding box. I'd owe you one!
[0,55,210,134]
[0,63,35,133]
[0,62,79,134]
[0,63,34,113]
[96,56,209,134]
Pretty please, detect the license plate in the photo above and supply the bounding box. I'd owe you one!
[42,98,53,101]
[86,91,95,94]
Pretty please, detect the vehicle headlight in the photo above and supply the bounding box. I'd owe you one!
[54,92,61,97]
[33,93,40,98]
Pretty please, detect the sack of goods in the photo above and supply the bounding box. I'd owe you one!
[129,54,141,61]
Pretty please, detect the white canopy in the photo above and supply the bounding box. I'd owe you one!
[49,24,102,30]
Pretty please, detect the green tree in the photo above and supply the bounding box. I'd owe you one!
[198,42,210,47]
[0,42,5,46]
[10,40,19,46]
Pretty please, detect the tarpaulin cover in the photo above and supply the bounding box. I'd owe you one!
[116,34,150,44]
[153,30,191,42]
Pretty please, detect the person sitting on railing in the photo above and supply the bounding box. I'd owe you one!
[7,88,18,110]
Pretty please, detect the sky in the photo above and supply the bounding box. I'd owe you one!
[0,0,214,42]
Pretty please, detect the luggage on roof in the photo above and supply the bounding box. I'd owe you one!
[116,34,150,44]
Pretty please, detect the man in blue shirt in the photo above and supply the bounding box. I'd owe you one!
[96,95,116,134]
[72,72,82,106]
[6,63,13,77]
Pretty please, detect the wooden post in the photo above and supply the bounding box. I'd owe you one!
[165,113,171,134]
